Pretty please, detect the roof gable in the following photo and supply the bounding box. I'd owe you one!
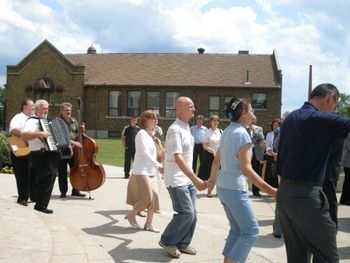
[7,40,84,75]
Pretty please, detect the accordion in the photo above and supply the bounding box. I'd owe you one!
[40,117,73,159]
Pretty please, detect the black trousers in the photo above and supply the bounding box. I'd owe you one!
[277,179,339,263]
[251,152,262,194]
[192,143,204,173]
[323,180,338,230]
[10,152,31,202]
[30,151,60,210]
[265,155,279,188]
[124,148,135,176]
[58,157,75,194]
[340,167,350,203]
[198,150,214,181]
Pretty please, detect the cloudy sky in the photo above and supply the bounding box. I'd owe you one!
[1,0,349,113]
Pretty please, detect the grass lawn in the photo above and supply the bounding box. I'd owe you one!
[95,138,124,167]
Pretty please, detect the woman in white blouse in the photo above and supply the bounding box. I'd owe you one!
[125,110,164,232]
[198,115,222,197]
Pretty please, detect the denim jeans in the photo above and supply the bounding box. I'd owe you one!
[217,186,259,263]
[160,184,197,247]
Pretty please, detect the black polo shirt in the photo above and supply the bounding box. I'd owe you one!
[277,102,350,182]
[122,125,140,149]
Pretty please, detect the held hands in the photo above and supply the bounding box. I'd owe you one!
[205,179,215,192]
[193,177,207,191]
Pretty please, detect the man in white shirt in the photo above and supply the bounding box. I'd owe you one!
[9,98,34,206]
[22,99,60,214]
[159,97,206,258]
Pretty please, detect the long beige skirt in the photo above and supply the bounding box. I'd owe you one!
[126,174,160,212]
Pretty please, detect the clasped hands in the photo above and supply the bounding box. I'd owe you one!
[193,177,215,191]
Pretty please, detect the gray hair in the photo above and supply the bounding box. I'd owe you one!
[34,99,48,110]
[60,102,72,111]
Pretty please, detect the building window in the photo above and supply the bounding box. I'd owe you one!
[147,91,160,115]
[209,96,220,116]
[165,92,178,118]
[127,91,141,116]
[109,91,122,116]
[34,90,51,102]
[252,93,267,109]
[33,78,54,103]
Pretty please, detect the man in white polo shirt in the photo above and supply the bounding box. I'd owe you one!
[159,96,206,258]
[9,98,34,206]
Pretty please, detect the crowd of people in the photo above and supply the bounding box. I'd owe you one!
[120,86,350,263]
[7,83,350,262]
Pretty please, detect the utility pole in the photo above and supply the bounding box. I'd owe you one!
[308,65,312,99]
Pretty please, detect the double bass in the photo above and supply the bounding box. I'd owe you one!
[70,98,106,196]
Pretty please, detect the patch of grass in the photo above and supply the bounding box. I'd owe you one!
[95,138,124,167]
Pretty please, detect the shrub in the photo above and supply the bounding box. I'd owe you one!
[0,131,11,169]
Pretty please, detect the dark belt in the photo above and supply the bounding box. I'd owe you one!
[281,177,323,187]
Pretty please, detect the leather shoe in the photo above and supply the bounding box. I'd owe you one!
[71,190,86,197]
[253,192,262,197]
[34,206,53,214]
[17,200,28,206]
[340,201,350,206]
[60,193,66,198]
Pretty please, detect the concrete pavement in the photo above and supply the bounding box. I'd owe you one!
[0,165,349,263]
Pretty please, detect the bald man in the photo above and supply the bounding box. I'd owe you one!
[159,96,206,259]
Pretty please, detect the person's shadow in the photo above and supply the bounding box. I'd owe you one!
[81,209,172,262]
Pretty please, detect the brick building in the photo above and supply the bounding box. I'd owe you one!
[5,40,282,137]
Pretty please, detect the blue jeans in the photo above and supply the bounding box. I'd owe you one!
[160,184,197,247]
[217,187,259,262]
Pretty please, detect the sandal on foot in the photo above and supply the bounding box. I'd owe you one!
[179,245,197,255]
[124,215,141,229]
[159,241,181,258]
[144,224,160,233]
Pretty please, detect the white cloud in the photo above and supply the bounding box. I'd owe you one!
[167,6,270,53]
[0,0,350,113]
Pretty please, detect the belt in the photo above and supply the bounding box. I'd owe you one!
[281,177,323,187]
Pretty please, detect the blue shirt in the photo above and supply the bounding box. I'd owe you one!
[190,125,208,144]
[277,102,350,182]
[217,122,252,191]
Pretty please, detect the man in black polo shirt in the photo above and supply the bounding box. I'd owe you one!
[277,83,350,263]
[121,116,140,179]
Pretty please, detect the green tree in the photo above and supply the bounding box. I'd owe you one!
[338,93,350,117]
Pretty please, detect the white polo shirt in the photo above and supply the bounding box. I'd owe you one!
[164,118,194,187]
[9,112,28,133]
[22,116,48,151]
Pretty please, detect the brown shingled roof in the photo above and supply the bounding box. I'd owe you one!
[66,52,280,87]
